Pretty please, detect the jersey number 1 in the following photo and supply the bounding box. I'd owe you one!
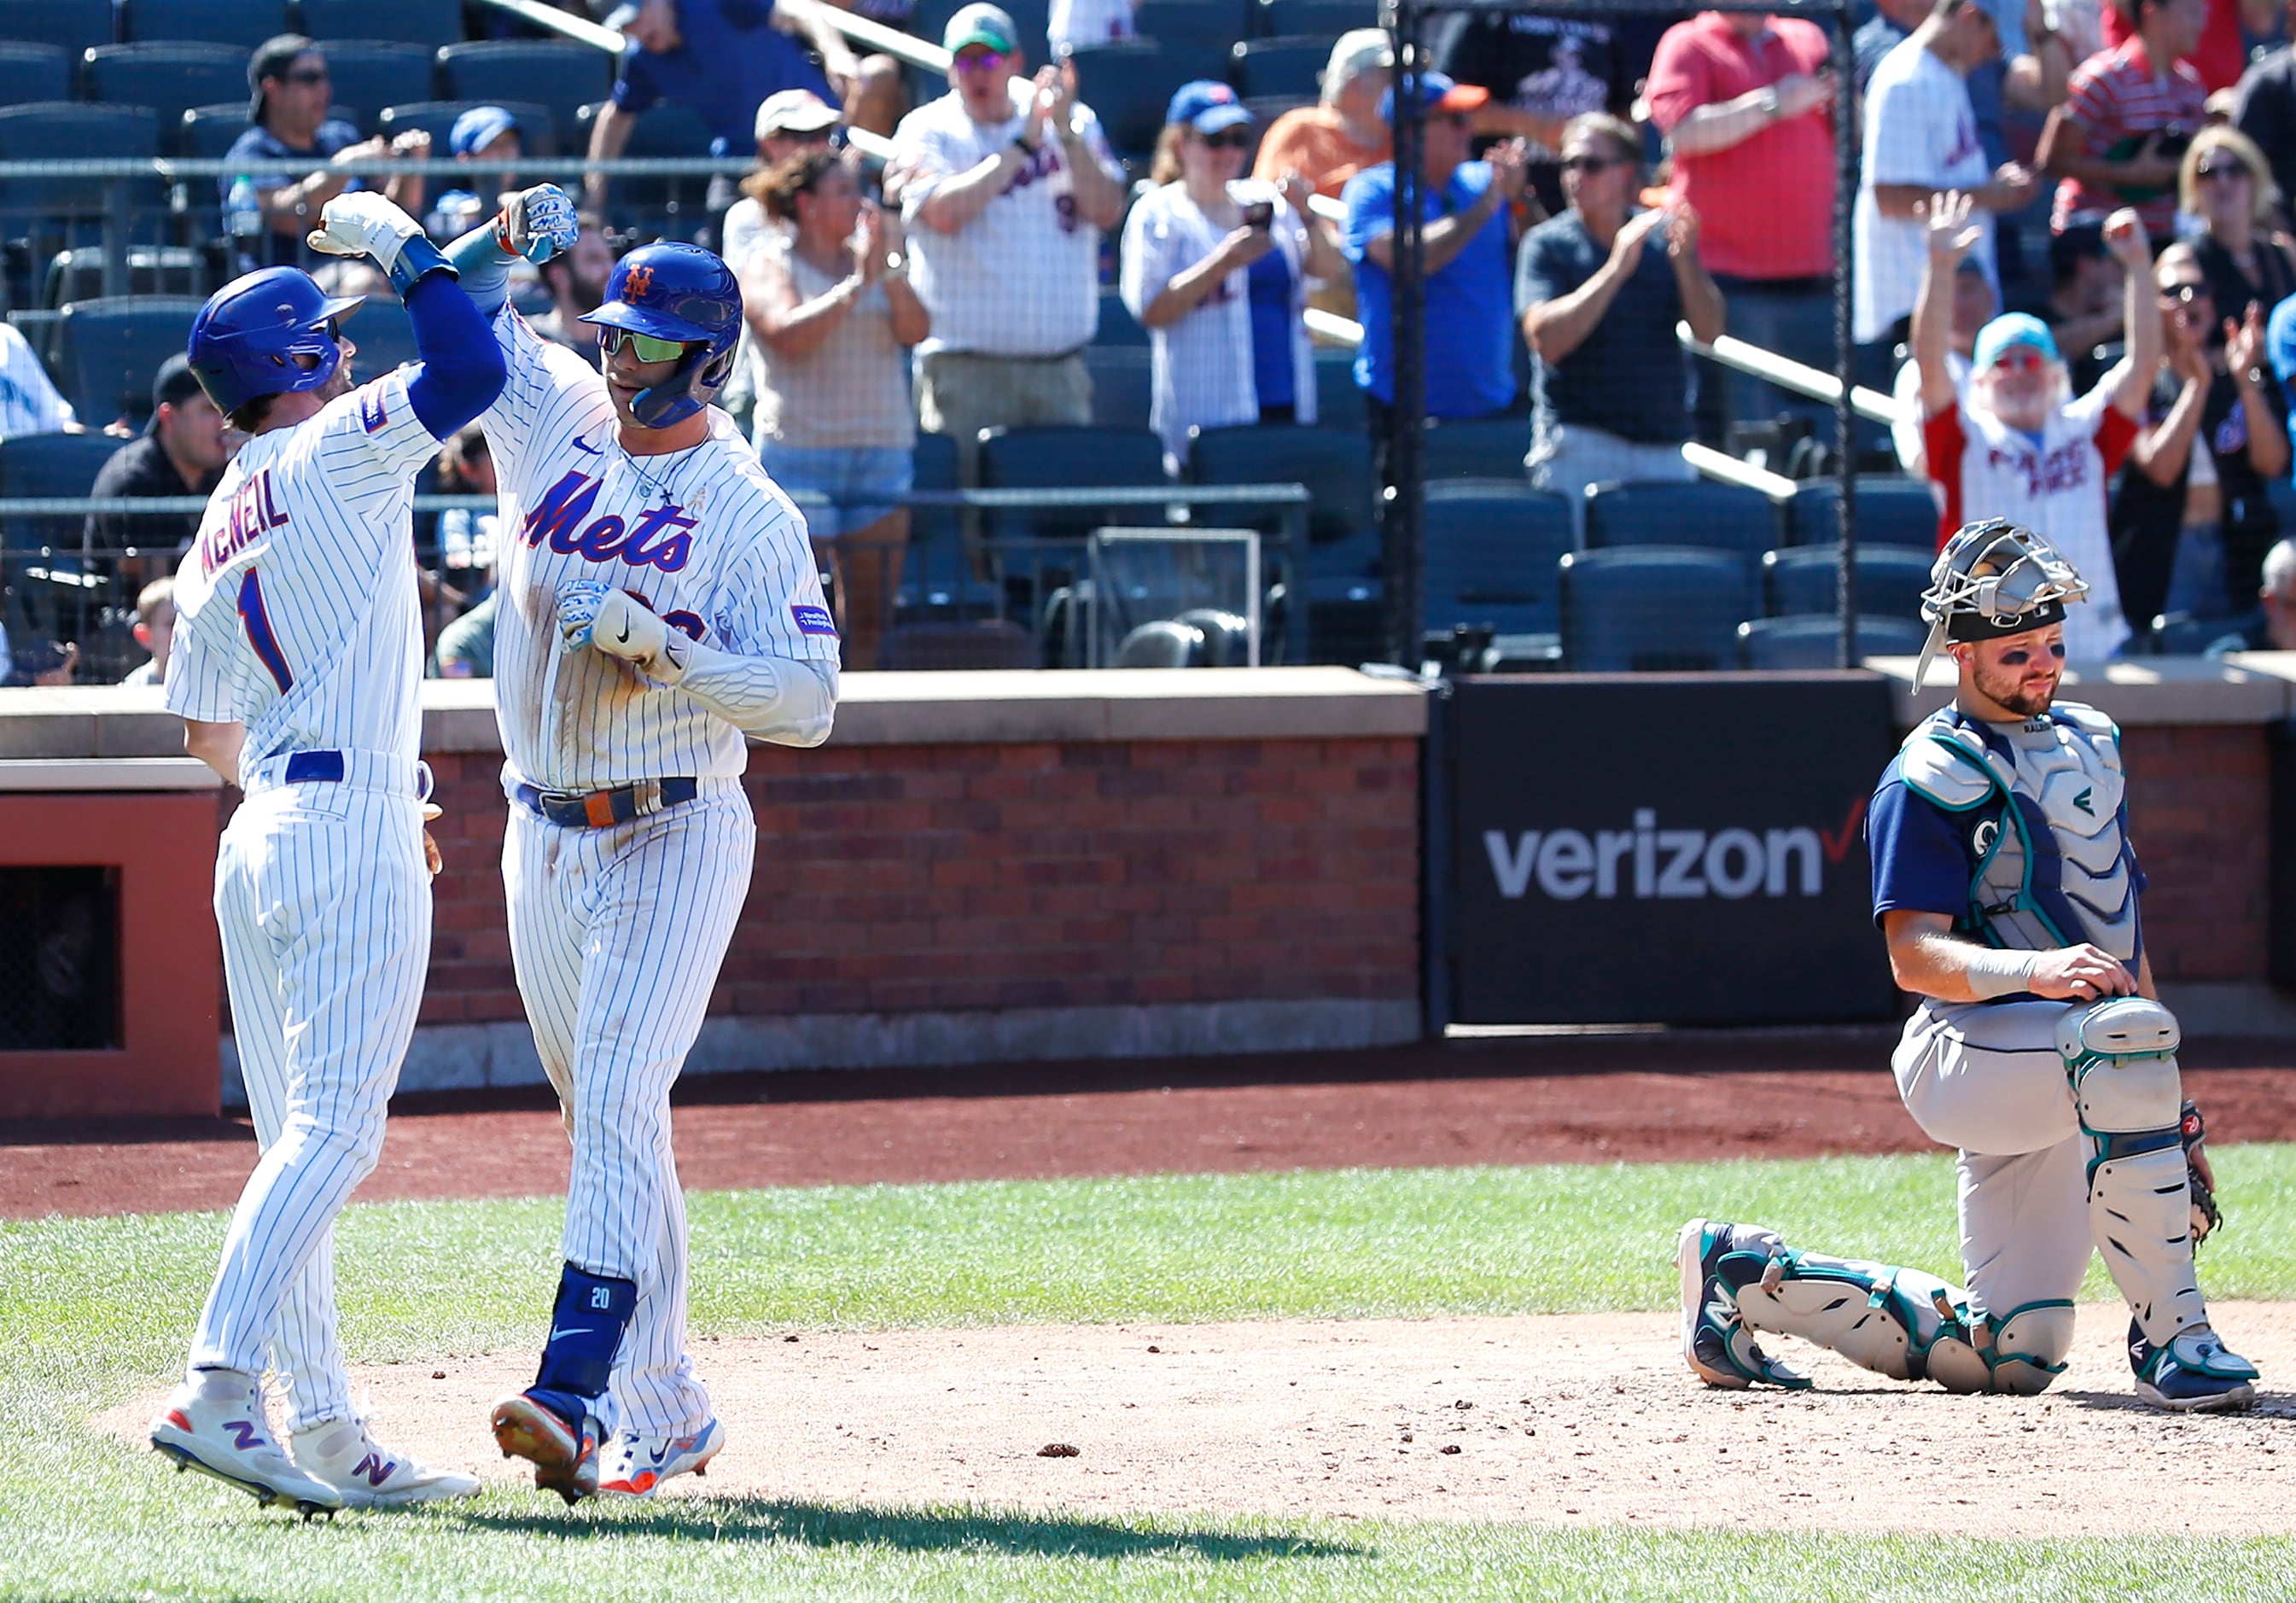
[237,569,294,694]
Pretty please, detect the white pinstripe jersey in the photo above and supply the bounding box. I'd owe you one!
[894,84,1122,358]
[1120,182,1262,463]
[162,367,437,772]
[1853,38,1996,344]
[480,306,837,792]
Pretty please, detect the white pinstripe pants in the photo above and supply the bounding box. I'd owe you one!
[191,781,432,1429]
[503,779,755,1439]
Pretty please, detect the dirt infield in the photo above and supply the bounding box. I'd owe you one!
[13,1029,2296,1220]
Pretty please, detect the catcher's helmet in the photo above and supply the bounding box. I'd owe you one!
[582,242,741,428]
[186,266,363,417]
[1912,516,2089,686]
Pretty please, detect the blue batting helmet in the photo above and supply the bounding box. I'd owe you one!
[582,242,741,428]
[185,266,363,417]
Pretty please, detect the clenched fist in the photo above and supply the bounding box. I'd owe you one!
[306,191,423,276]
[557,580,691,683]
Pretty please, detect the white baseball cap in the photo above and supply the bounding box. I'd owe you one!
[755,89,839,143]
[1324,28,1393,91]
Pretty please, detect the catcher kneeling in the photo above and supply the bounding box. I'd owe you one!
[1681,518,2258,1412]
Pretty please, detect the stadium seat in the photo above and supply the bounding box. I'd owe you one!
[1762,543,1934,621]
[895,431,1000,622]
[50,295,205,425]
[1187,422,1374,549]
[1115,617,1204,667]
[1582,479,1778,568]
[1559,546,1749,671]
[1085,346,1153,432]
[1255,0,1378,36]
[0,103,162,227]
[435,42,614,146]
[1422,414,1530,481]
[178,101,258,160]
[1422,481,1572,639]
[1737,615,1929,668]
[912,0,1052,70]
[319,43,440,137]
[0,44,72,108]
[1230,37,1330,102]
[1095,286,1146,347]
[302,0,468,50]
[880,618,1038,669]
[1066,41,1232,160]
[344,294,418,376]
[573,99,713,231]
[83,44,248,131]
[0,432,132,630]
[1132,0,1251,46]
[976,423,1169,545]
[121,0,288,48]
[0,0,113,59]
[44,245,207,306]
[1786,477,1942,549]
[1314,346,1366,433]
[379,99,557,159]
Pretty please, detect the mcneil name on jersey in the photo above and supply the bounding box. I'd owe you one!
[1483,810,1830,903]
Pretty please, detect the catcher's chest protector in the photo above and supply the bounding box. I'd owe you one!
[1899,702,2137,963]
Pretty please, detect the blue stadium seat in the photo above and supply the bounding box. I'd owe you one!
[1314,346,1366,433]
[0,103,161,224]
[179,102,256,159]
[0,44,72,108]
[1559,546,1749,671]
[1762,543,1935,621]
[1582,479,1780,568]
[1230,36,1329,101]
[435,42,614,146]
[1255,0,1377,36]
[1422,482,1572,638]
[50,295,204,425]
[302,0,467,50]
[82,44,248,130]
[0,0,113,58]
[1187,422,1375,548]
[1067,41,1232,160]
[573,99,713,233]
[319,43,440,137]
[1786,477,1942,549]
[379,99,557,159]
[343,294,418,377]
[1095,286,1146,347]
[1422,414,1530,481]
[121,0,288,48]
[1133,0,1251,45]
[913,0,1052,69]
[1737,615,1929,668]
[0,432,127,630]
[976,424,1169,545]
[1085,345,1153,432]
[894,431,999,622]
[44,244,207,306]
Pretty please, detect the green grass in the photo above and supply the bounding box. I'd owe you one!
[7,1147,2296,1600]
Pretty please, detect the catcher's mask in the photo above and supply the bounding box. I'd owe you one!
[1913,516,2089,689]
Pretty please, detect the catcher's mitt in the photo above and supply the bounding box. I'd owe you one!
[2181,1098,2222,1246]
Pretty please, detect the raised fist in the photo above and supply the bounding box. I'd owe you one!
[306,191,423,276]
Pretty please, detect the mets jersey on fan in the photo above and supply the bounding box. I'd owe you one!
[477,306,837,793]
[162,367,439,772]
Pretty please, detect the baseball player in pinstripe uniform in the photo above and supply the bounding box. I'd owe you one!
[440,190,839,1503]
[149,193,505,1515]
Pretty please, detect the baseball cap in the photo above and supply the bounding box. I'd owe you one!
[1378,70,1489,126]
[1969,0,2027,61]
[449,105,517,158]
[147,353,203,432]
[943,3,1018,55]
[1167,79,1253,136]
[1324,29,1393,91]
[248,33,319,123]
[1973,312,2061,370]
[755,89,840,143]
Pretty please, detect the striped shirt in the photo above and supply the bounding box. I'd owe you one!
[1855,38,1996,343]
[164,366,437,774]
[2051,38,2206,236]
[1121,183,1261,463]
[478,306,838,793]
[894,83,1122,358]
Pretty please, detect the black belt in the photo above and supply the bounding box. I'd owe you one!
[283,750,346,783]
[516,777,698,828]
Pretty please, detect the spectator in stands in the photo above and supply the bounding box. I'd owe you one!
[1050,0,1133,55]
[0,324,76,440]
[118,579,174,687]
[2203,533,2296,650]
[1857,0,2076,110]
[889,3,1126,481]
[1913,191,2155,656]
[1518,113,1726,504]
[0,628,75,687]
[2046,220,2128,385]
[1893,254,1998,475]
[433,424,499,580]
[2181,125,2296,323]
[743,149,929,671]
[1431,9,1620,217]
[723,90,844,270]
[1855,0,2038,347]
[2112,242,2285,627]
[435,592,498,679]
[1343,74,1528,483]
[427,106,523,244]
[2098,0,2265,93]
[1253,31,1393,204]
[1644,9,1837,432]
[2234,26,2296,206]
[530,211,619,359]
[84,356,234,591]
[226,36,429,271]
[2040,0,2210,242]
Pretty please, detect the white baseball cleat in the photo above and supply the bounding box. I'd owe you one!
[288,1416,482,1508]
[597,1417,725,1498]
[149,1368,344,1518]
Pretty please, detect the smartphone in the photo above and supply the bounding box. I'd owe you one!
[1227,178,1279,230]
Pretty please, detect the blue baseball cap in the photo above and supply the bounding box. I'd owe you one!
[1167,79,1252,135]
[450,104,517,158]
[1378,69,1489,126]
[1973,312,2061,370]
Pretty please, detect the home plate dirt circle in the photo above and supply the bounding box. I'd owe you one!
[102,1304,2296,1536]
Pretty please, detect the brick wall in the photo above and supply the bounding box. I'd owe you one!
[2122,724,2270,982]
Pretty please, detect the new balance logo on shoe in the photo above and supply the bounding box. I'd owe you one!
[224,1420,265,1451]
[352,1453,397,1487]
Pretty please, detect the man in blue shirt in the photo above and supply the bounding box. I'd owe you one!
[1342,71,1529,487]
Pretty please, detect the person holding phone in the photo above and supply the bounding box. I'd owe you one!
[2039,0,2208,239]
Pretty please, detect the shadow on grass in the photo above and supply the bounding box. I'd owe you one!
[453,1496,1365,1561]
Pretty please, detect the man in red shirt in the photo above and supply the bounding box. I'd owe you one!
[1646,9,1836,433]
[2099,0,2267,93]
[2041,0,2210,237]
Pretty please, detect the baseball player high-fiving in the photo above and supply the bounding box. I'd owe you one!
[1677,519,2258,1414]
[149,194,506,1514]
[442,190,838,1502]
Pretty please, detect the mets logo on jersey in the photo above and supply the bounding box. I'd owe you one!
[521,468,696,571]
[360,390,388,433]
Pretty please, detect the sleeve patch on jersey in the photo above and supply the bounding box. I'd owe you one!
[791,603,839,638]
[360,391,388,433]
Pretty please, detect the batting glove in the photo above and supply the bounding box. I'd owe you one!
[494,184,579,266]
[557,578,616,650]
[306,192,424,277]
[557,580,691,682]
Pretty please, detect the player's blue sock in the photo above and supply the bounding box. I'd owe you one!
[527,1263,635,1426]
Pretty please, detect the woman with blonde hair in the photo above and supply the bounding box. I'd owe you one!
[2178,125,2296,329]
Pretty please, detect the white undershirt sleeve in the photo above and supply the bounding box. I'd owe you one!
[673,642,838,747]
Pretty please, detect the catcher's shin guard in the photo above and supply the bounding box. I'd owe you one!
[2059,998,2209,1344]
[1702,1224,2075,1394]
